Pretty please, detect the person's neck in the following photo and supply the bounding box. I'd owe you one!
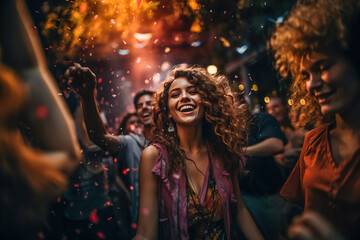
[143,125,153,141]
[177,122,205,153]
[334,102,360,137]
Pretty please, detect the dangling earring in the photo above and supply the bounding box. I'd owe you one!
[168,121,175,133]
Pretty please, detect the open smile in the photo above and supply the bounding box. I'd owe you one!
[178,104,196,114]
[316,92,334,104]
[141,112,151,120]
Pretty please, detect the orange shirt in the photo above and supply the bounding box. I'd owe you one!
[281,123,360,239]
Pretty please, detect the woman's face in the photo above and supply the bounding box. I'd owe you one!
[300,52,360,116]
[126,115,141,133]
[167,77,204,127]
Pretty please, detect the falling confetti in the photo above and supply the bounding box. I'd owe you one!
[89,209,99,224]
[137,0,142,8]
[36,106,48,119]
[220,37,231,47]
[141,208,149,216]
[97,232,105,239]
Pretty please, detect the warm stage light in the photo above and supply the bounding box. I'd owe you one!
[207,65,217,74]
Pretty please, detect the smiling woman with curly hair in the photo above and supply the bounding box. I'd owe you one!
[270,0,360,239]
[270,0,360,128]
[133,65,264,240]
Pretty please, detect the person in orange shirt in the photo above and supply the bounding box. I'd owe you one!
[270,0,360,239]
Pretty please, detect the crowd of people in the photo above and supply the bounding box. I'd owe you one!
[1,0,360,239]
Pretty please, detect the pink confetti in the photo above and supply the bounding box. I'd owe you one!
[131,223,138,229]
[122,168,130,175]
[141,208,149,216]
[36,106,48,119]
[114,157,118,163]
[89,210,99,224]
[97,232,105,239]
[130,186,134,190]
[130,124,136,132]
[98,78,102,83]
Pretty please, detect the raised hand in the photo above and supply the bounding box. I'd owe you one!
[288,211,346,240]
[65,63,96,96]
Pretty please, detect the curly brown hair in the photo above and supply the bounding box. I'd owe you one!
[151,65,249,177]
[270,0,360,128]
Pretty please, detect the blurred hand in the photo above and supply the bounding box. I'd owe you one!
[288,211,346,240]
[65,63,96,96]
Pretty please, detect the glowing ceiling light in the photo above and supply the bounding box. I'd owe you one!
[161,62,171,71]
[276,16,285,23]
[134,33,153,41]
[191,41,201,47]
[207,65,217,75]
[252,84,258,92]
[238,84,245,91]
[118,49,129,55]
[236,44,249,55]
[152,73,161,83]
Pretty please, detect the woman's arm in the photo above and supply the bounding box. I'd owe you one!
[133,145,159,240]
[65,63,122,156]
[0,0,81,175]
[233,179,265,240]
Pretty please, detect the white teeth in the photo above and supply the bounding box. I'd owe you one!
[179,105,195,112]
[143,113,150,117]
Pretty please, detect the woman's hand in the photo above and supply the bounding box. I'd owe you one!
[288,211,346,240]
[65,63,96,97]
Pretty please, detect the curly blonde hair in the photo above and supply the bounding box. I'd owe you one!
[270,0,360,127]
[151,65,248,177]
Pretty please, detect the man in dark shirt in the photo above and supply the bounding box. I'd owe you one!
[239,111,287,240]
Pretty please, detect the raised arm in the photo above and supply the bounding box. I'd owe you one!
[0,0,81,174]
[233,179,265,240]
[133,145,159,240]
[65,63,121,156]
[245,137,284,157]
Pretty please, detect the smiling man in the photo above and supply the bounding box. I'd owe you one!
[65,63,154,235]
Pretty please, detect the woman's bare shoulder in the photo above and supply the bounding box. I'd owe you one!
[141,145,160,166]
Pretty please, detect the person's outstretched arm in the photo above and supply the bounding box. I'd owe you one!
[233,179,265,240]
[0,0,81,174]
[245,137,284,157]
[65,63,121,156]
[133,145,159,240]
